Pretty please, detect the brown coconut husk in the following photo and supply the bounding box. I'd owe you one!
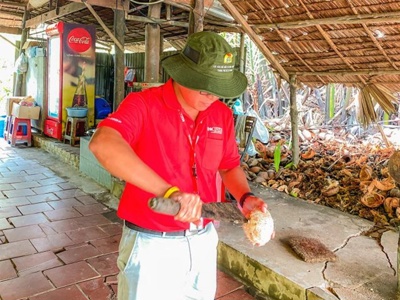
[388,150,400,184]
[287,236,336,263]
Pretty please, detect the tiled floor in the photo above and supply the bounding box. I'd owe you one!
[0,139,254,300]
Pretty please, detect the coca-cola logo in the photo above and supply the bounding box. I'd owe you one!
[67,28,92,53]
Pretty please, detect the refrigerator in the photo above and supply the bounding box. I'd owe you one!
[44,22,96,140]
[26,51,46,131]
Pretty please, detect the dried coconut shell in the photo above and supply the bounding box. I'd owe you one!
[388,150,400,183]
[258,171,270,180]
[384,197,400,217]
[301,148,316,160]
[243,210,274,246]
[250,166,262,173]
[373,178,396,191]
[360,165,373,181]
[361,192,385,208]
[254,176,266,183]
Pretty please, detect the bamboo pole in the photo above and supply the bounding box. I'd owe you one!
[289,74,299,167]
[376,123,391,147]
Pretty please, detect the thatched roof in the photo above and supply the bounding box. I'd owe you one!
[2,0,400,92]
[220,0,400,92]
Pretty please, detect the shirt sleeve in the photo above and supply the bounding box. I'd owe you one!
[97,93,147,144]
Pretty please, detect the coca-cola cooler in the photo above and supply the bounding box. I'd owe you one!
[44,22,96,140]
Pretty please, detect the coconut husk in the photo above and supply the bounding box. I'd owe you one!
[243,210,274,246]
[287,236,336,263]
[388,150,400,183]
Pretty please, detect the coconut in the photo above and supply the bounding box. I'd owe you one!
[243,210,274,246]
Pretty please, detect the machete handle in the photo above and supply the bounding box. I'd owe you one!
[148,197,181,216]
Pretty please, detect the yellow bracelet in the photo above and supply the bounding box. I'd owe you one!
[163,186,180,198]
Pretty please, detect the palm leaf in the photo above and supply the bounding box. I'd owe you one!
[358,84,396,127]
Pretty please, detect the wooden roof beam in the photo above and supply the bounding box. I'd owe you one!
[163,0,234,22]
[125,13,239,32]
[0,1,26,8]
[252,0,325,84]
[220,0,289,82]
[253,11,400,30]
[0,25,21,35]
[25,2,86,28]
[298,0,366,86]
[0,11,24,19]
[65,0,128,11]
[84,1,124,51]
[125,14,189,28]
[346,1,399,71]
[291,70,400,76]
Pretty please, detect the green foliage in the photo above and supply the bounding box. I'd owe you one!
[273,143,281,172]
[285,161,294,169]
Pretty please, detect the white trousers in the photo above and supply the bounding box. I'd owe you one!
[117,222,218,300]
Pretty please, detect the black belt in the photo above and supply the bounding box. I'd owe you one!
[125,221,206,237]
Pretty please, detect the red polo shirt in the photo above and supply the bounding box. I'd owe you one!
[97,79,240,231]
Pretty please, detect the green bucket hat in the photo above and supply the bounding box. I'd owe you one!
[161,31,248,98]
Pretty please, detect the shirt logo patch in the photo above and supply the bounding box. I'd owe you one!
[108,117,122,124]
[207,127,223,134]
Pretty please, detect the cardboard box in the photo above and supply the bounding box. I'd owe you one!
[5,97,25,116]
[11,103,41,120]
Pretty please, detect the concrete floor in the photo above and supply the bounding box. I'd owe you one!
[2,134,400,300]
[0,138,255,300]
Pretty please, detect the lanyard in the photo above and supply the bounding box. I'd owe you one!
[179,111,199,193]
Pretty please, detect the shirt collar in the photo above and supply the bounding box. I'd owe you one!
[162,79,181,110]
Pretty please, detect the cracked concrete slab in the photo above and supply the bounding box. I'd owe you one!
[325,235,397,299]
[217,184,398,299]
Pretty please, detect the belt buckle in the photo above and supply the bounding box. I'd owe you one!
[186,218,204,236]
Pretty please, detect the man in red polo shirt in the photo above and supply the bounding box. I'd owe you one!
[89,31,272,300]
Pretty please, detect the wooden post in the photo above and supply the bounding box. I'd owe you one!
[389,156,400,300]
[193,0,204,33]
[289,74,299,167]
[113,9,125,110]
[145,0,161,82]
[239,32,245,102]
[14,9,29,97]
[398,234,400,296]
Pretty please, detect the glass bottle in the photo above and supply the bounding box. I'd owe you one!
[72,63,87,107]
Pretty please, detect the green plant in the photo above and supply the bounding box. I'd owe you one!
[273,143,281,172]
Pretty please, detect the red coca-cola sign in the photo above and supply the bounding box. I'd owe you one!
[67,28,92,53]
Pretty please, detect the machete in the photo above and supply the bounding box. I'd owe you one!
[148,197,247,223]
